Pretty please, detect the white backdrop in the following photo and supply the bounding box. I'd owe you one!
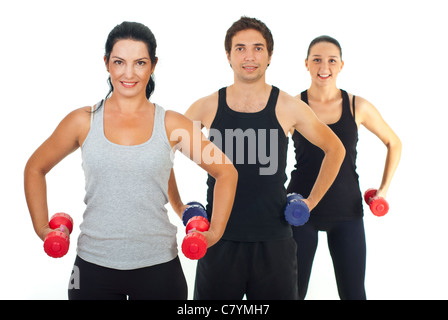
[1,0,447,300]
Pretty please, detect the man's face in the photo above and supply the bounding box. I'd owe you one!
[227,29,272,83]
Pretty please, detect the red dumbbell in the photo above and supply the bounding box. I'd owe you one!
[364,189,389,217]
[43,212,73,258]
[181,216,209,260]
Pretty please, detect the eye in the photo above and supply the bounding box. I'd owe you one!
[113,60,123,65]
[136,60,147,67]
[313,58,321,63]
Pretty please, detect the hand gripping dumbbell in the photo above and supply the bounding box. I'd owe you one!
[43,212,73,258]
[181,202,209,260]
[364,188,389,217]
[284,193,310,226]
[181,201,207,226]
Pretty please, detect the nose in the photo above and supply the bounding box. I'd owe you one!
[124,63,135,78]
[244,48,256,61]
[319,61,331,73]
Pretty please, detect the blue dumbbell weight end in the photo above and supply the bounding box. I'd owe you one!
[182,201,207,226]
[284,193,310,226]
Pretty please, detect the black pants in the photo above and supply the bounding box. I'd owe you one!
[293,217,366,300]
[194,238,298,300]
[68,255,187,300]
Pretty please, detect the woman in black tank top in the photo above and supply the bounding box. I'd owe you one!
[287,36,402,299]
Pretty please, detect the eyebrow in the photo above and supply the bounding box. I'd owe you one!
[311,54,339,58]
[111,56,150,61]
[234,43,266,47]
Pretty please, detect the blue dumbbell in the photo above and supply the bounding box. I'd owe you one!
[182,201,207,226]
[284,193,310,226]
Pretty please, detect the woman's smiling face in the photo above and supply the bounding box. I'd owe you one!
[306,41,344,86]
[105,39,156,99]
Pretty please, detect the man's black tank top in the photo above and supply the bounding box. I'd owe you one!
[206,86,291,241]
[287,89,363,222]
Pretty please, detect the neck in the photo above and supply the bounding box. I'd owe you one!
[107,93,150,114]
[308,83,340,102]
[229,77,270,98]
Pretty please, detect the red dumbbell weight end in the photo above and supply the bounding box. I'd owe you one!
[182,216,209,260]
[182,232,208,260]
[364,189,389,217]
[44,213,73,258]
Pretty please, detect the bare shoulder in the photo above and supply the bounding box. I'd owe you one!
[188,91,219,113]
[350,93,377,114]
[164,109,196,132]
[67,106,92,121]
[347,93,384,127]
[55,106,92,133]
[276,89,315,136]
[185,91,219,128]
[62,106,95,146]
[349,93,375,111]
[277,89,311,114]
[165,109,188,124]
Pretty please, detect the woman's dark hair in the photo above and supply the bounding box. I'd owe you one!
[104,21,157,100]
[307,35,342,59]
[225,16,274,57]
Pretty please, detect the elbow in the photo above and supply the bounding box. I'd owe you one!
[224,164,239,188]
[210,162,238,187]
[332,138,346,167]
[228,165,238,185]
[386,135,402,154]
[24,160,47,179]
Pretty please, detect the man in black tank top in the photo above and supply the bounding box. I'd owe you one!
[169,17,345,300]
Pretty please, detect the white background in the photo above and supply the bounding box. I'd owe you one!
[1,0,447,300]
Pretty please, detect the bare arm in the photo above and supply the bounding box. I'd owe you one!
[24,107,91,241]
[167,169,186,219]
[285,97,346,211]
[356,96,402,198]
[165,110,237,248]
[168,94,219,217]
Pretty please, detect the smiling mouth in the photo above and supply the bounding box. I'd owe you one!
[121,81,138,88]
[243,65,258,72]
[318,74,331,79]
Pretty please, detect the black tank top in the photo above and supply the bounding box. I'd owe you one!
[206,86,291,241]
[286,89,363,222]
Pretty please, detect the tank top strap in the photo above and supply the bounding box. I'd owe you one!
[209,87,226,129]
[153,103,171,150]
[266,86,280,117]
[300,90,308,104]
[91,100,105,137]
[340,89,350,117]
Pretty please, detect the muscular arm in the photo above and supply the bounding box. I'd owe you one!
[165,110,237,248]
[281,95,346,211]
[167,94,218,216]
[24,107,91,241]
[167,169,185,219]
[355,96,402,198]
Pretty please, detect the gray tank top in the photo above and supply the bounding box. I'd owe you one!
[77,100,177,270]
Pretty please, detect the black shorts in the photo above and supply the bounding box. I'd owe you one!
[194,237,298,300]
[68,255,187,300]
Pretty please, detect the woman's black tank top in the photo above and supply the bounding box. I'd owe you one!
[286,89,363,222]
[206,86,291,241]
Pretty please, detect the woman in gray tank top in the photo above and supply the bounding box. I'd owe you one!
[24,21,237,300]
